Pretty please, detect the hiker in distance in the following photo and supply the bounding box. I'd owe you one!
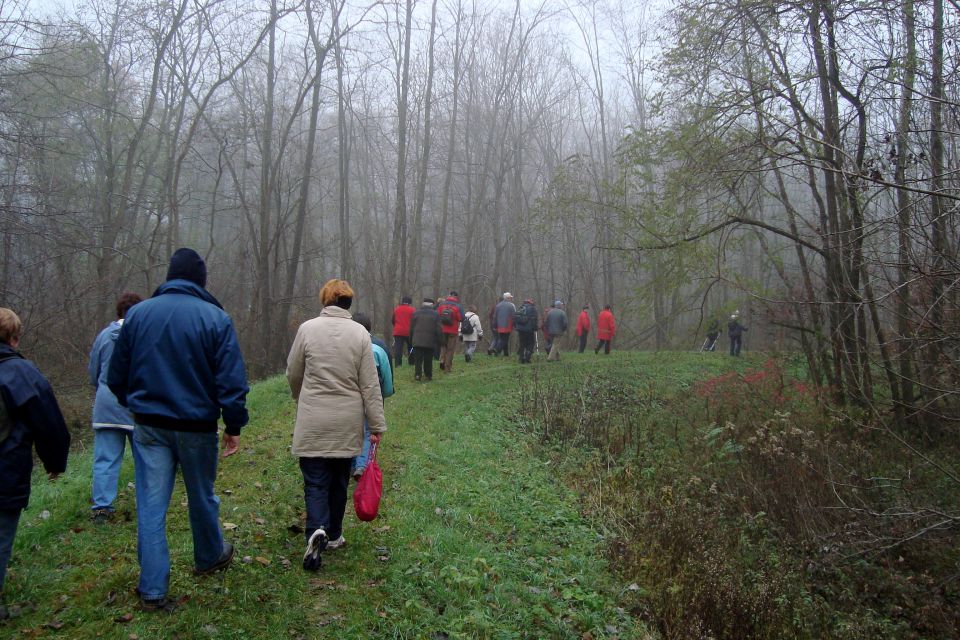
[0,308,70,621]
[460,305,484,362]
[437,292,464,373]
[391,296,415,368]
[107,248,249,612]
[409,297,443,382]
[702,317,721,352]
[544,301,568,361]
[515,298,539,364]
[286,279,386,571]
[595,304,616,354]
[728,311,748,357]
[88,292,143,523]
[575,304,591,353]
[491,293,516,357]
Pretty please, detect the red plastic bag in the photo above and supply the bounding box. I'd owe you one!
[354,441,382,521]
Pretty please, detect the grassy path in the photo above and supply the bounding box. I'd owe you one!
[5,353,651,639]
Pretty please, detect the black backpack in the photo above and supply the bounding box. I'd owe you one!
[515,304,536,331]
[460,313,475,335]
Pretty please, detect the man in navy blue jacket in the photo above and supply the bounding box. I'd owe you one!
[0,308,70,619]
[108,248,249,612]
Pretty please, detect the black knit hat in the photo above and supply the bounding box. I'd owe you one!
[166,248,207,288]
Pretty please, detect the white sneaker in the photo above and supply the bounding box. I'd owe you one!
[326,535,346,550]
[302,528,327,571]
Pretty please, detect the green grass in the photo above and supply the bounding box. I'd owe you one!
[2,349,697,639]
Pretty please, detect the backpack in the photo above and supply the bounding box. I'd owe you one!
[460,313,475,335]
[439,305,455,326]
[515,304,536,331]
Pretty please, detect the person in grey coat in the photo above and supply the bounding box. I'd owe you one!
[544,301,568,361]
[409,298,443,381]
[491,293,516,357]
[88,291,143,522]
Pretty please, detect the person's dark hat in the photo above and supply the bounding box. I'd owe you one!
[449,290,458,297]
[423,297,435,304]
[401,295,412,304]
[166,248,207,288]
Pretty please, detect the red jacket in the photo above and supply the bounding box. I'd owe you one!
[436,297,462,335]
[597,309,616,340]
[392,304,415,337]
[575,310,591,336]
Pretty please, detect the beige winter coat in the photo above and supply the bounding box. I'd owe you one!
[286,306,386,458]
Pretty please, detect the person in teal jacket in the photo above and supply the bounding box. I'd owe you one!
[350,313,393,488]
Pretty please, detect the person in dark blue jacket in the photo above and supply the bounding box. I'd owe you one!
[88,292,142,522]
[107,248,249,612]
[0,308,70,620]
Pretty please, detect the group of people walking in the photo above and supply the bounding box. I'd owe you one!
[388,292,619,378]
[0,249,392,618]
[0,246,755,622]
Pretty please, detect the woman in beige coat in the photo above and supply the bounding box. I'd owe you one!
[286,279,387,571]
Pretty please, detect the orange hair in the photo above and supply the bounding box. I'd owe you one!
[319,279,355,307]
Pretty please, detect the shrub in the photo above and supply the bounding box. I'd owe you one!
[515,356,959,639]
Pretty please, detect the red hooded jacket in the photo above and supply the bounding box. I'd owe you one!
[597,309,616,340]
[392,303,415,337]
[575,310,591,336]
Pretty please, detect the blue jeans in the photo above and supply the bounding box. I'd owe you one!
[463,340,478,360]
[92,428,136,511]
[132,425,226,599]
[299,457,351,542]
[351,421,371,476]
[0,508,22,593]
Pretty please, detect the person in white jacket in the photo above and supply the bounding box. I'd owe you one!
[461,305,484,362]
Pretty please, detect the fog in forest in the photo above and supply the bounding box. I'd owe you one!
[1,0,957,426]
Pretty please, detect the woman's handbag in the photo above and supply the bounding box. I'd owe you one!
[354,440,382,521]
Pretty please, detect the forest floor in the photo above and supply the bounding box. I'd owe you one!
[3,349,665,639]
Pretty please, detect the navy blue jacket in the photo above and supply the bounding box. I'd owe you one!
[0,344,70,510]
[107,280,250,435]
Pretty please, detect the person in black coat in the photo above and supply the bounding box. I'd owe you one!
[515,299,539,364]
[409,298,443,381]
[727,312,748,357]
[0,308,70,619]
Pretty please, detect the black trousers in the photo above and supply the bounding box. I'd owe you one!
[393,335,411,366]
[705,333,719,351]
[578,333,588,353]
[730,335,742,356]
[413,346,435,379]
[495,332,511,357]
[518,331,536,363]
[299,457,351,543]
[595,339,611,354]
